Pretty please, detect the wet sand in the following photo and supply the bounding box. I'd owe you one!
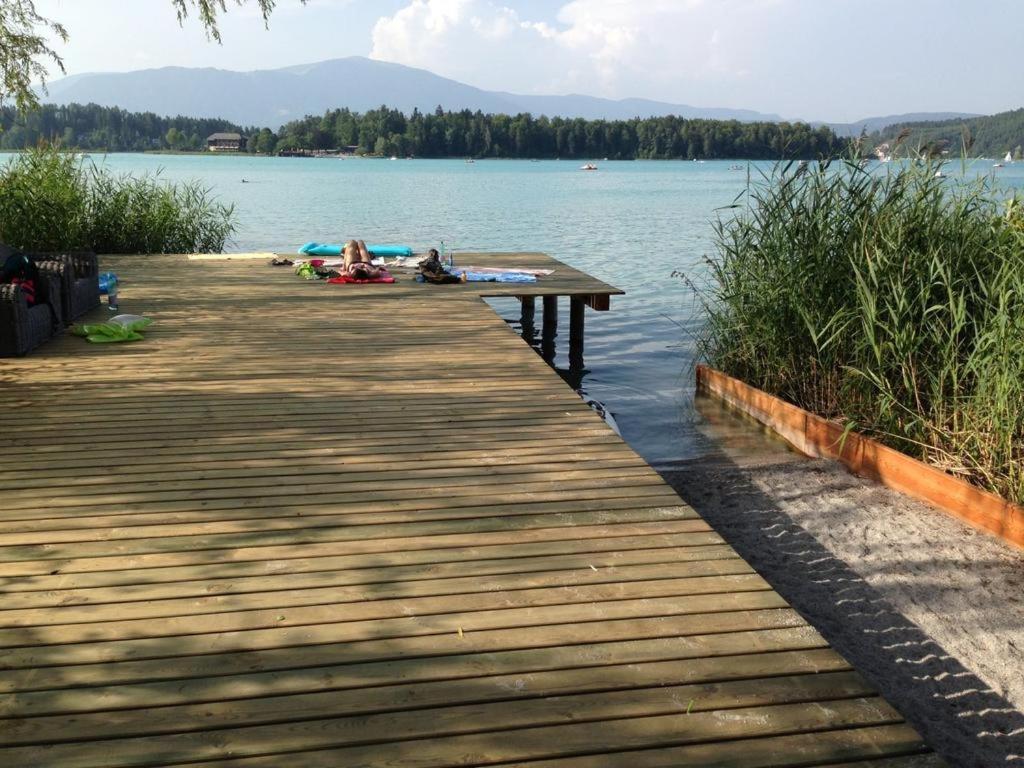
[659,396,1024,768]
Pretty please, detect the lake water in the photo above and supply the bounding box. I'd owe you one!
[86,155,1024,467]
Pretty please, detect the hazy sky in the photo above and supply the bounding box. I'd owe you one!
[35,0,1024,122]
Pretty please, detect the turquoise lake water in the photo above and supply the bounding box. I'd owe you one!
[82,155,1024,466]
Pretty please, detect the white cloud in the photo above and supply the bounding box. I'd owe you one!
[369,0,773,99]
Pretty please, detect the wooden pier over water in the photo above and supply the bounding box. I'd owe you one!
[0,254,940,767]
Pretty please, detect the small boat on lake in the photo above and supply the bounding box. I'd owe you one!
[580,163,598,171]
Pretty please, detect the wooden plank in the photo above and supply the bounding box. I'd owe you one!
[0,681,887,767]
[0,521,725,578]
[496,726,934,768]
[0,508,703,565]
[0,552,746,612]
[0,608,808,683]
[0,459,658,506]
[0,564,762,627]
[0,625,833,701]
[0,592,791,657]
[0,537,734,594]
[1,661,862,744]
[24,698,901,768]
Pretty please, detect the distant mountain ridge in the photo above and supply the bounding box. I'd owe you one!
[41,57,789,128]
[41,57,989,134]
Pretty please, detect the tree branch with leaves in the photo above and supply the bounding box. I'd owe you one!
[0,0,66,112]
[0,0,303,111]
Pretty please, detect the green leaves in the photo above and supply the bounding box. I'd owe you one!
[0,0,67,112]
[1,1,303,113]
[170,1,305,44]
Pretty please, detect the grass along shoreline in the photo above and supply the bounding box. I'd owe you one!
[697,156,1024,505]
[0,146,235,253]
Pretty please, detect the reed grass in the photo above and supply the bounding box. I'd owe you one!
[699,155,1024,503]
[0,145,235,253]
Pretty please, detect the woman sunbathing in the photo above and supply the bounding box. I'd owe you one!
[343,240,383,280]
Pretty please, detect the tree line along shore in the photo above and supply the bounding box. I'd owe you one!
[1,103,840,159]
[5,103,1024,160]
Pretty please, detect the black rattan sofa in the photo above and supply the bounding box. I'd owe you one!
[0,260,64,356]
[27,251,100,321]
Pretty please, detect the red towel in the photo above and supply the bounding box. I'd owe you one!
[327,270,395,284]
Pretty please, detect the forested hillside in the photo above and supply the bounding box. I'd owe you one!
[872,108,1024,158]
[0,104,248,152]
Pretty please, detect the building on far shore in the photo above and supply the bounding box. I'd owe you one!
[206,132,246,152]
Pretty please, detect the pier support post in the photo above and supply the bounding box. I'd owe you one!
[520,296,535,325]
[541,295,558,363]
[519,296,536,344]
[569,296,585,368]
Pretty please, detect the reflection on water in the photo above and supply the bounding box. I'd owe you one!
[30,154,1024,468]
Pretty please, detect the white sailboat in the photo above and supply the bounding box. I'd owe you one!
[1006,151,1014,163]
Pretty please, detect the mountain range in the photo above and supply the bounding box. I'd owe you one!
[41,56,979,133]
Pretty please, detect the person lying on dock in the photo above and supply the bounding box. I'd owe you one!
[343,240,383,280]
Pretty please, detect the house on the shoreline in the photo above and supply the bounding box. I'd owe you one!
[206,132,246,152]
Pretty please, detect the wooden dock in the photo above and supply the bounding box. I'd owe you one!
[0,253,940,767]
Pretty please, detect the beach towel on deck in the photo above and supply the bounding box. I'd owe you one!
[460,270,537,283]
[327,271,396,284]
[457,266,554,276]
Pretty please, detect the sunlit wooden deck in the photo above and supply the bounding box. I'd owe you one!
[0,253,940,766]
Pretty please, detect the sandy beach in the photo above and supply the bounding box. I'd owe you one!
[660,396,1024,768]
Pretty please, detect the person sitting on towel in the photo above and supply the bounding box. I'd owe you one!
[344,240,383,280]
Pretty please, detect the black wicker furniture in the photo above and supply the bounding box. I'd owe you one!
[0,260,64,357]
[28,251,101,321]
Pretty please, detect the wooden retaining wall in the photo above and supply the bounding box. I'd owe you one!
[697,364,1024,549]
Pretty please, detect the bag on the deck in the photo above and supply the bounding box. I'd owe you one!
[71,314,153,343]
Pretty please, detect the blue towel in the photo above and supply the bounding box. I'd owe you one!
[459,270,537,283]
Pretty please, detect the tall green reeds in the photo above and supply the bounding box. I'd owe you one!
[699,157,1024,503]
[0,145,235,253]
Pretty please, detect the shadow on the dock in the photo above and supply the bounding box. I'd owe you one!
[0,386,937,764]
[661,395,1024,767]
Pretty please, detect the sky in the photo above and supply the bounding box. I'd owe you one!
[34,0,1024,123]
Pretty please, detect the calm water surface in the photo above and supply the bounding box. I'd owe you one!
[88,155,1024,467]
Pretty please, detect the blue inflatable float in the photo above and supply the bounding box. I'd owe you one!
[299,242,413,258]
